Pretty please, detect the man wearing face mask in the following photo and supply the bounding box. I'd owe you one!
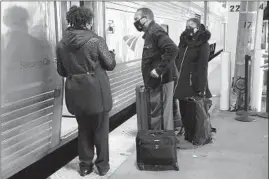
[174,18,212,141]
[134,8,179,130]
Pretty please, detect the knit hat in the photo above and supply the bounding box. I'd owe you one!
[187,18,201,28]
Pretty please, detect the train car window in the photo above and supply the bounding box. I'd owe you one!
[1,2,64,177]
[62,1,95,33]
[105,7,142,64]
[160,24,169,34]
[70,1,80,7]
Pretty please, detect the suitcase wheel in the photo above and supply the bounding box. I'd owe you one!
[173,163,179,171]
[137,163,145,170]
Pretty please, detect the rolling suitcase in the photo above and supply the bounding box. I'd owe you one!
[136,85,181,131]
[136,86,179,171]
[136,85,150,131]
[173,98,182,130]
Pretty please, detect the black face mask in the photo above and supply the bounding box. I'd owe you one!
[185,27,195,36]
[134,17,146,32]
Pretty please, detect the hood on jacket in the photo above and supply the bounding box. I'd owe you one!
[60,27,95,50]
[179,24,211,48]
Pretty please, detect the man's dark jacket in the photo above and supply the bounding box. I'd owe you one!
[142,21,179,88]
[56,27,116,115]
[174,25,212,100]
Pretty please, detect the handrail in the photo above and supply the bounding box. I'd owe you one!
[62,115,75,118]
[209,49,224,62]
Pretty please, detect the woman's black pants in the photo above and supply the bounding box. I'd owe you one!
[179,100,187,121]
[178,99,192,140]
[75,112,110,171]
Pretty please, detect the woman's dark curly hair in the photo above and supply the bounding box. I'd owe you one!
[66,5,94,27]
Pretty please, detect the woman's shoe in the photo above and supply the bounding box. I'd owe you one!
[79,167,93,177]
[79,162,93,177]
[94,165,110,176]
[98,168,110,176]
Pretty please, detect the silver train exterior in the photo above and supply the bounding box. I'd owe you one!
[0,1,226,178]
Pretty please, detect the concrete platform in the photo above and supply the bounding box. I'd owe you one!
[49,106,268,179]
[110,111,268,179]
[48,115,138,179]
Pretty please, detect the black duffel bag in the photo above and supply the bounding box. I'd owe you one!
[183,96,214,146]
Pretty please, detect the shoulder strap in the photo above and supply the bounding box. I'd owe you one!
[160,83,164,130]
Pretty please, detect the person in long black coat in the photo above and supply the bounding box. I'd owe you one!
[174,18,212,138]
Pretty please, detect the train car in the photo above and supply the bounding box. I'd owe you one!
[0,1,226,178]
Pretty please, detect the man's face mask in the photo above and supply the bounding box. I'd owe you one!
[134,17,146,32]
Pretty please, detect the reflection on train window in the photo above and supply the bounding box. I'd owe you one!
[160,24,169,34]
[1,2,57,104]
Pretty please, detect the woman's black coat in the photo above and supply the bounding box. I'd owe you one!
[174,26,212,100]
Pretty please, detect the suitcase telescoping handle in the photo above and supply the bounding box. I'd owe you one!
[146,82,165,130]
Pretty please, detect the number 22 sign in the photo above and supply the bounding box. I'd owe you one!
[230,5,240,12]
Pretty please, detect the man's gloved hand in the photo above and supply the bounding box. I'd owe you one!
[150,69,159,78]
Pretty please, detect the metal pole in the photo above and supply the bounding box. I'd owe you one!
[264,2,269,114]
[223,22,227,51]
[257,45,269,118]
[235,55,255,122]
[0,1,2,178]
[244,55,250,111]
[265,12,269,113]
[266,68,269,112]
[204,1,208,27]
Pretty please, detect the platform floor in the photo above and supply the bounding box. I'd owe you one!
[48,114,138,179]
[49,108,268,179]
[110,111,268,179]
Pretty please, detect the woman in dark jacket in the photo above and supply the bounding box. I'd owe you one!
[174,18,212,139]
[56,6,116,177]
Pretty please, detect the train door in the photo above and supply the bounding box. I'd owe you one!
[59,1,97,139]
[58,1,78,139]
[0,2,63,178]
